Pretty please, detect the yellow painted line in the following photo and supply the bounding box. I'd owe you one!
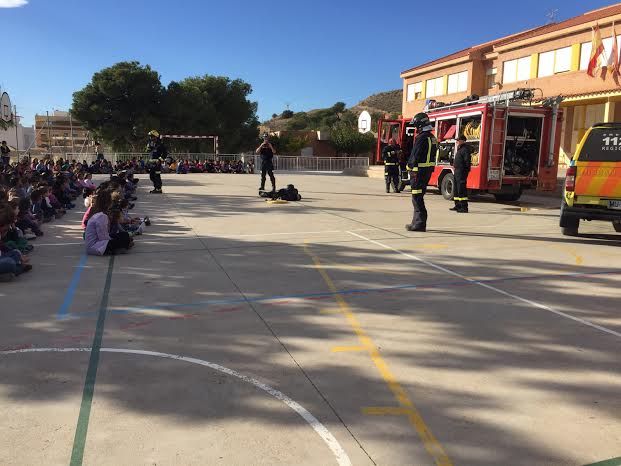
[303,243,453,466]
[362,406,415,416]
[332,345,367,353]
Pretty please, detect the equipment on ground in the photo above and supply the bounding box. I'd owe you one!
[376,88,564,202]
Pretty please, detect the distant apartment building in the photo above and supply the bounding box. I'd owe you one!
[401,3,621,163]
[35,111,90,153]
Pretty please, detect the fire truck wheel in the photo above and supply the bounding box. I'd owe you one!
[493,188,522,202]
[440,173,455,200]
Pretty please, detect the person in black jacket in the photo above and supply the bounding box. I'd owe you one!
[451,135,472,213]
[405,113,438,232]
[146,130,168,194]
[382,138,401,193]
[256,135,276,193]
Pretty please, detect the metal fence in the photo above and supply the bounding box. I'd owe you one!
[8,151,369,173]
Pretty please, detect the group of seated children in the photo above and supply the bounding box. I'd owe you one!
[82,172,150,256]
[0,160,87,281]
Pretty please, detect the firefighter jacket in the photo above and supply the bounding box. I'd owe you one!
[453,143,473,179]
[382,144,400,166]
[408,131,437,172]
[147,139,168,161]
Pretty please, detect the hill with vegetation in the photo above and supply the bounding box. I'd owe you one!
[261,89,402,133]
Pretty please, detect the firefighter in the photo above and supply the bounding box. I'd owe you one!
[147,130,168,194]
[382,138,401,193]
[256,134,276,193]
[405,113,438,232]
[451,135,472,213]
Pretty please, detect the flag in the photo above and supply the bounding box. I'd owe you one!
[588,23,605,77]
[611,23,620,76]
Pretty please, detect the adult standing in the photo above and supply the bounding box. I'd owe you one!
[451,135,472,213]
[256,135,276,193]
[405,113,438,232]
[382,138,401,193]
[1,141,11,168]
[146,130,167,194]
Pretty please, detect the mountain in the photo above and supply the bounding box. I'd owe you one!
[261,89,403,132]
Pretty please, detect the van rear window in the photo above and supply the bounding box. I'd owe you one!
[579,127,621,162]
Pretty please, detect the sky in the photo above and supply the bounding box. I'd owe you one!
[0,0,617,127]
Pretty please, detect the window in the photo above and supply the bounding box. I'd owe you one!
[538,51,555,77]
[447,71,468,94]
[517,56,531,81]
[580,42,592,70]
[580,36,621,70]
[554,47,572,73]
[407,82,423,101]
[486,67,497,89]
[503,57,531,83]
[539,47,572,77]
[426,76,444,98]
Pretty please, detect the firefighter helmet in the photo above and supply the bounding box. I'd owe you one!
[148,130,160,138]
[410,112,430,129]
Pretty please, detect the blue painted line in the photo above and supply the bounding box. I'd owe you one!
[57,253,89,320]
[87,269,620,318]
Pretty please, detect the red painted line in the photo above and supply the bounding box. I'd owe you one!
[120,319,155,330]
[214,307,244,314]
[0,343,33,352]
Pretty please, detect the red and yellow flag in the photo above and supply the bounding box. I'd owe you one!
[588,23,605,77]
[610,23,620,76]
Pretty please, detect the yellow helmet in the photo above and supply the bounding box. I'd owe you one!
[148,130,160,137]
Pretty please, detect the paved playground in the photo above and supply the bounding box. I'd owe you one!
[1,173,620,466]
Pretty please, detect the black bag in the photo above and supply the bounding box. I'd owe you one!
[277,184,302,201]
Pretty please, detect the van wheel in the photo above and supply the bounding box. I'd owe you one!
[560,202,579,236]
[613,221,621,233]
[440,173,455,200]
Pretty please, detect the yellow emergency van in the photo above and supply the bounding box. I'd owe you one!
[560,123,621,236]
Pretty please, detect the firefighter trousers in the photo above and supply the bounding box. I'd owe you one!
[385,166,399,192]
[260,161,276,191]
[454,174,468,211]
[149,163,162,190]
[410,167,433,228]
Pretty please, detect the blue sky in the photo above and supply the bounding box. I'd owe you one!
[0,0,616,126]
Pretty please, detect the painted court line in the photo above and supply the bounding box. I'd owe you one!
[347,231,621,340]
[57,253,89,320]
[86,269,619,320]
[303,243,452,466]
[0,347,351,466]
[70,256,115,466]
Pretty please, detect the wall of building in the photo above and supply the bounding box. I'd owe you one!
[0,117,36,152]
[402,60,476,117]
[401,9,621,167]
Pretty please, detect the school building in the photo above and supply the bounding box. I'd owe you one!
[401,3,621,165]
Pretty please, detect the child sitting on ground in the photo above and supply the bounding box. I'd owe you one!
[0,204,32,281]
[84,191,133,256]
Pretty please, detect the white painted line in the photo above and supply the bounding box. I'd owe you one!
[347,231,621,340]
[0,347,351,466]
[202,228,378,239]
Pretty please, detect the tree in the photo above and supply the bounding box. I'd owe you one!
[71,61,164,151]
[72,62,260,153]
[330,122,376,156]
[330,102,346,114]
[281,110,294,119]
[272,113,278,119]
[161,75,258,153]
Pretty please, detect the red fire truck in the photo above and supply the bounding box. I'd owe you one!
[375,89,563,201]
